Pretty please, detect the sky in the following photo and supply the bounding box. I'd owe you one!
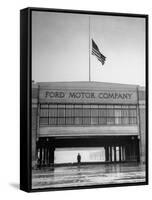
[32,11,146,86]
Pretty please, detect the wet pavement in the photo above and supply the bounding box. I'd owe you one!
[32,163,146,189]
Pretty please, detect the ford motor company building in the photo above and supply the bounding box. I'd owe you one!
[32,82,146,168]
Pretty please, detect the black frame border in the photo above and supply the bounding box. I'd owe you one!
[20,7,149,192]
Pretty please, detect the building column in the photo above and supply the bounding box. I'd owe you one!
[109,146,112,162]
[105,146,109,162]
[40,147,42,166]
[49,146,55,166]
[119,146,121,162]
[114,146,116,162]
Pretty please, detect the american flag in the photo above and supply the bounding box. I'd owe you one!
[92,39,106,65]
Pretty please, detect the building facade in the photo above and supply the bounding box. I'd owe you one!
[32,82,146,168]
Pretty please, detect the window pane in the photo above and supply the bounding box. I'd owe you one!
[121,109,129,117]
[40,117,48,125]
[83,108,90,117]
[99,117,107,125]
[83,117,90,125]
[99,105,106,109]
[91,105,98,109]
[91,117,98,125]
[66,105,74,109]
[107,109,114,117]
[66,117,74,125]
[41,104,48,108]
[75,105,82,108]
[99,109,107,117]
[49,118,57,125]
[114,105,121,109]
[107,117,114,125]
[58,117,65,125]
[40,109,48,117]
[49,108,57,117]
[75,108,83,117]
[58,105,65,117]
[115,110,121,117]
[83,105,91,109]
[107,105,113,109]
[129,110,137,117]
[129,118,137,124]
[122,105,128,109]
[121,117,129,124]
[129,105,136,109]
[49,104,57,108]
[115,117,121,124]
[75,117,82,125]
[91,108,98,117]
[66,109,73,117]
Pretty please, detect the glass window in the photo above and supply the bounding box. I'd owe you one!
[75,117,83,125]
[83,117,91,125]
[129,117,137,124]
[83,105,91,117]
[114,105,121,109]
[129,110,137,117]
[39,104,137,126]
[91,117,98,125]
[58,104,65,117]
[107,109,114,117]
[115,110,121,124]
[107,117,115,125]
[107,105,113,109]
[40,109,48,117]
[40,117,48,125]
[49,117,57,125]
[41,104,48,109]
[66,117,74,125]
[121,109,129,117]
[122,105,128,109]
[99,105,106,109]
[99,109,107,117]
[91,108,98,117]
[75,105,83,117]
[48,105,57,117]
[121,117,129,125]
[129,105,136,109]
[99,117,107,125]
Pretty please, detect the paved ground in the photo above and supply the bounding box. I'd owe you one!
[32,163,146,189]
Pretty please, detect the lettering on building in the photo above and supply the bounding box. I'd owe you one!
[44,91,133,100]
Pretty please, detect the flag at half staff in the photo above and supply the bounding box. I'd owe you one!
[92,39,106,65]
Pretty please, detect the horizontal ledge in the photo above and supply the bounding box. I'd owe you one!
[39,125,139,137]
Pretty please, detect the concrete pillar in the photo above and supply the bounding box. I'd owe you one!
[109,146,112,162]
[49,146,55,165]
[119,146,121,162]
[114,146,116,162]
[105,146,109,162]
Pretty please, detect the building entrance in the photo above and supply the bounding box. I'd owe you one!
[36,136,140,167]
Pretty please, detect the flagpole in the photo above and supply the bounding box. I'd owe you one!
[89,16,91,82]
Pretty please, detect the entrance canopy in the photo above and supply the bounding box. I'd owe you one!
[39,125,138,137]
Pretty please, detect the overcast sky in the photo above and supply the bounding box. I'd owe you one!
[32,11,145,86]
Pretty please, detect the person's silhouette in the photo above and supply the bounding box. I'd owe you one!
[77,153,81,165]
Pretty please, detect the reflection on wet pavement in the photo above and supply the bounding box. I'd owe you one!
[32,163,146,189]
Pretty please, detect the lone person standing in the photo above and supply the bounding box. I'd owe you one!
[77,153,81,165]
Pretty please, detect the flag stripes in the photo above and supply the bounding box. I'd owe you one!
[92,39,106,65]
